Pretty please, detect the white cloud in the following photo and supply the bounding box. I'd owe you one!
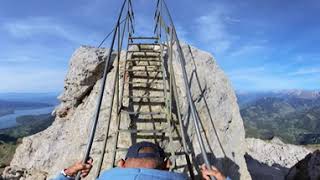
[195,12,231,53]
[2,17,98,44]
[227,65,320,91]
[228,44,266,58]
[289,67,320,76]
[228,66,266,76]
[191,3,244,55]
[224,16,241,24]
[0,56,38,63]
[229,70,295,91]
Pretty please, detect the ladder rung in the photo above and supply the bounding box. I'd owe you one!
[128,50,161,53]
[130,75,163,80]
[136,135,168,139]
[129,37,159,40]
[131,87,166,91]
[124,95,165,99]
[126,69,163,73]
[127,59,161,62]
[130,101,166,106]
[129,43,160,46]
[130,56,160,60]
[132,55,160,58]
[122,110,166,115]
[118,129,166,133]
[132,118,167,123]
[130,65,161,68]
[126,81,164,85]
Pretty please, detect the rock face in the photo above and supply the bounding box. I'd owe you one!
[3,44,251,180]
[55,46,111,118]
[246,138,311,180]
[286,150,320,180]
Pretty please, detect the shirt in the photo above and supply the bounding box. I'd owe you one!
[52,168,232,180]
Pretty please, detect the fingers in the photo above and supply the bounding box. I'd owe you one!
[75,159,93,175]
[86,157,93,164]
[81,169,91,178]
[64,159,94,177]
[200,164,227,180]
[201,164,210,180]
[201,164,219,176]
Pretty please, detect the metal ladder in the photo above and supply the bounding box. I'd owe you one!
[77,0,216,179]
[110,38,186,172]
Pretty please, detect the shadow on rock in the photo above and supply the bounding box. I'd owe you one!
[285,150,320,180]
[194,153,241,180]
[245,153,289,180]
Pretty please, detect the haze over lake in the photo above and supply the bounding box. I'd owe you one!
[0,106,54,129]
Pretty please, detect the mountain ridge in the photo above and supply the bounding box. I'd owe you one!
[239,91,320,144]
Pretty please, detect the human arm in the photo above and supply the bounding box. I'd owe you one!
[51,159,93,180]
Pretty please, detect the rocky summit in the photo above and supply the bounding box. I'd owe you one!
[2,44,251,180]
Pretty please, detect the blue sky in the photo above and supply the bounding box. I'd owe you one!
[0,0,319,93]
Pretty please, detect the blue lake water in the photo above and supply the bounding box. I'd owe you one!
[0,106,54,129]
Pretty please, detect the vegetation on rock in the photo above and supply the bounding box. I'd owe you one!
[0,113,54,173]
[239,93,320,144]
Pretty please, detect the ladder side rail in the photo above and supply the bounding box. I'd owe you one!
[76,0,130,179]
[155,5,194,176]
[167,27,177,170]
[162,25,190,156]
[96,4,134,175]
[159,31,176,170]
[160,1,216,180]
[112,10,132,165]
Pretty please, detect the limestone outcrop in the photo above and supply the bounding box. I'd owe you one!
[2,44,251,180]
[246,137,311,180]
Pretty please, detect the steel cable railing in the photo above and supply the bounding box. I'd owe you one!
[154,0,216,180]
[75,0,133,179]
[76,0,215,179]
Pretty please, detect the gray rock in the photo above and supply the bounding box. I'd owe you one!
[172,43,251,180]
[246,138,311,180]
[3,44,251,180]
[54,45,111,118]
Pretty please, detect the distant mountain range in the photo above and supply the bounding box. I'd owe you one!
[237,90,320,144]
[237,89,320,108]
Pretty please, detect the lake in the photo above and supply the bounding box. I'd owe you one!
[0,106,54,129]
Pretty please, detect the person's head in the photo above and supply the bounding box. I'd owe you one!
[117,141,171,170]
